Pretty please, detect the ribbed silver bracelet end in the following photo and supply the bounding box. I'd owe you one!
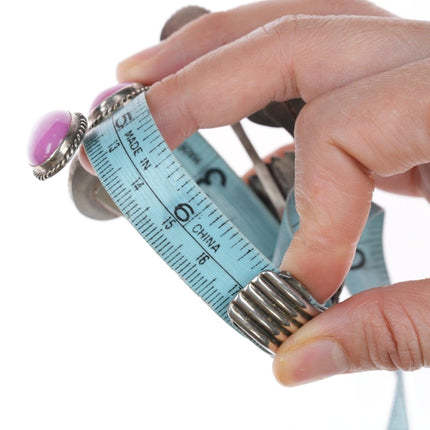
[228,271,326,356]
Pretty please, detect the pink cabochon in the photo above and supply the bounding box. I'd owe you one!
[28,110,71,166]
[89,83,131,111]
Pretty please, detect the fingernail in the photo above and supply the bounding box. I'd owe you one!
[120,44,164,68]
[117,44,164,82]
[274,340,350,386]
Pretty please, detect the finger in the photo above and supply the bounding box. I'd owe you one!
[373,167,429,197]
[78,146,94,175]
[145,16,430,147]
[240,147,429,203]
[273,278,430,386]
[117,0,392,83]
[283,57,430,301]
[418,162,430,201]
[144,17,430,302]
[241,147,430,198]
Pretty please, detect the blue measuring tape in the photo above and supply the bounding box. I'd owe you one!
[85,91,281,324]
[83,89,407,429]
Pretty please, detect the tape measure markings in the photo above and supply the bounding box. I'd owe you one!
[173,134,279,260]
[84,96,278,321]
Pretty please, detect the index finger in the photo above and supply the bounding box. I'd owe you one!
[117,0,392,83]
[143,15,430,300]
[146,15,430,146]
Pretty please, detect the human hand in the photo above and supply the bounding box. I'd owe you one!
[81,0,430,385]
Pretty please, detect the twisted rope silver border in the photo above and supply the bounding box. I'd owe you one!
[88,84,149,129]
[33,113,88,181]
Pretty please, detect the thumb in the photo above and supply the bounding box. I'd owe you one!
[273,279,430,386]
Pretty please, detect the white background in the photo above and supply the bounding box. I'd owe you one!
[1,0,430,429]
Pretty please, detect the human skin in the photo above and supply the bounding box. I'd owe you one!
[80,0,430,385]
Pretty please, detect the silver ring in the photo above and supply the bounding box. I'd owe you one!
[88,83,148,128]
[67,83,148,215]
[228,271,326,356]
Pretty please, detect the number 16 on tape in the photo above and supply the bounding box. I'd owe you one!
[29,83,388,355]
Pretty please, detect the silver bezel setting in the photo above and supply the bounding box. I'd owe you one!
[88,83,148,128]
[32,113,87,181]
[68,157,122,220]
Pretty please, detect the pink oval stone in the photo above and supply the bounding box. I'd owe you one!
[90,83,132,111]
[28,110,71,166]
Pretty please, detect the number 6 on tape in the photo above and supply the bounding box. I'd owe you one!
[85,85,281,326]
[29,83,386,356]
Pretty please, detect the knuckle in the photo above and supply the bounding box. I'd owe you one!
[361,293,425,372]
[171,72,200,137]
[153,72,198,143]
[295,97,375,192]
[294,93,347,150]
[261,14,298,39]
[256,15,300,100]
[197,11,231,42]
[206,10,229,25]
[294,101,323,145]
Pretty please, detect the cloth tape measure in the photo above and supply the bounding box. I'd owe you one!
[85,88,283,323]
[82,85,390,335]
[30,83,408,429]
